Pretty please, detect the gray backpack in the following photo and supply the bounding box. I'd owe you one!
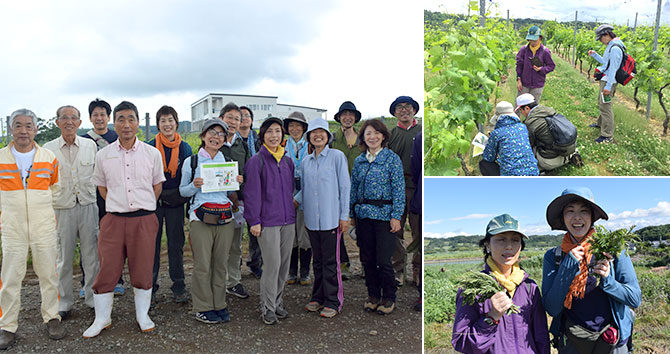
[545,114,577,156]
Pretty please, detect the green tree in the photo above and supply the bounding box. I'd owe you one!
[35,116,61,144]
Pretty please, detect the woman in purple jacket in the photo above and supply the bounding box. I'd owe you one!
[452,214,550,354]
[516,25,555,104]
[243,117,296,325]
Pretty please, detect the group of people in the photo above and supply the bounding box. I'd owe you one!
[451,187,641,353]
[480,24,625,176]
[0,95,423,348]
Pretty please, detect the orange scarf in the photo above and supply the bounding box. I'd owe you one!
[155,132,182,178]
[560,228,595,309]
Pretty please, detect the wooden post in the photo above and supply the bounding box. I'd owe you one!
[479,0,485,27]
[646,0,662,120]
[572,11,578,66]
[145,112,150,140]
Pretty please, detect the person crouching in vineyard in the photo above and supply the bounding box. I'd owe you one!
[516,25,555,104]
[479,101,539,176]
[452,214,550,354]
[541,187,641,353]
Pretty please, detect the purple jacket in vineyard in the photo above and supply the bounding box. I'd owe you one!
[451,264,550,354]
[243,145,296,228]
[516,44,555,89]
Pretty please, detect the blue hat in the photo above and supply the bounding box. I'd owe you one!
[546,187,608,231]
[389,96,419,116]
[305,118,333,145]
[334,101,361,123]
[486,214,528,239]
[526,26,542,41]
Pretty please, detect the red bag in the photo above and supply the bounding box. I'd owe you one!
[594,44,636,86]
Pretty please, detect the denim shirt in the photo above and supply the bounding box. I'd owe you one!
[179,148,233,219]
[590,38,624,91]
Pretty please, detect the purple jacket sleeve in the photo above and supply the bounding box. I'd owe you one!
[541,48,555,75]
[452,289,497,354]
[530,283,551,354]
[516,46,525,79]
[243,155,262,227]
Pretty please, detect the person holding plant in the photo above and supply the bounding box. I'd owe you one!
[350,119,404,315]
[542,187,641,353]
[516,25,555,104]
[452,214,550,354]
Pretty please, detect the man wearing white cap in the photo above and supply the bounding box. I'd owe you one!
[515,94,582,172]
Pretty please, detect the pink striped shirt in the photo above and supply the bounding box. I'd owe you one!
[92,138,165,213]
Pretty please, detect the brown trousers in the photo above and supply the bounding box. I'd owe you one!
[92,213,158,293]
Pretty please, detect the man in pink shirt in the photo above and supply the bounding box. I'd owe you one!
[83,101,165,338]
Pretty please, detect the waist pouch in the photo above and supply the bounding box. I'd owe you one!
[196,202,233,225]
[159,188,188,207]
[564,316,618,354]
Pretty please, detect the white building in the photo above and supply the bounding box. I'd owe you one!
[191,93,326,132]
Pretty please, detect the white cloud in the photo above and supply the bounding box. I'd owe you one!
[425,231,469,239]
[608,201,670,221]
[425,219,444,225]
[450,213,496,221]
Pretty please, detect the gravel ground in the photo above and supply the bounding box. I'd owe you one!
[7,236,422,353]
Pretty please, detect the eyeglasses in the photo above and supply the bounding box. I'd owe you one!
[206,130,226,137]
[395,104,414,112]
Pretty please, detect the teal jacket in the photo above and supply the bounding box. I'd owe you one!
[350,148,404,221]
[541,244,641,344]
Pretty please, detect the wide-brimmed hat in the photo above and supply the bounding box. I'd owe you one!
[201,119,229,135]
[486,214,528,239]
[546,187,609,231]
[305,118,333,145]
[526,26,542,41]
[389,96,419,116]
[490,101,517,125]
[515,93,536,112]
[283,111,308,132]
[595,24,614,41]
[334,101,361,123]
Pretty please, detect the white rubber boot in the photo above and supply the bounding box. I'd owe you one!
[82,292,114,338]
[134,288,155,332]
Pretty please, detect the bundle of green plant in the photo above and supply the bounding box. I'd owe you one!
[588,225,638,261]
[456,271,520,315]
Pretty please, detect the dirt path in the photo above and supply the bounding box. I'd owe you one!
[7,235,421,353]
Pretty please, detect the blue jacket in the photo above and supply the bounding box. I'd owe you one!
[590,38,625,91]
[541,244,641,344]
[482,114,539,176]
[350,148,404,221]
[179,149,233,216]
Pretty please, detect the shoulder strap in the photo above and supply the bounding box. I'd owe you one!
[553,246,564,267]
[605,43,626,71]
[189,154,198,184]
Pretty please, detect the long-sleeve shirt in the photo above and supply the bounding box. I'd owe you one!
[179,148,233,220]
[43,135,98,208]
[298,146,350,231]
[590,38,625,91]
[516,44,555,89]
[350,148,404,221]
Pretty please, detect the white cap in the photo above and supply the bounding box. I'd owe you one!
[490,101,516,125]
[515,93,536,112]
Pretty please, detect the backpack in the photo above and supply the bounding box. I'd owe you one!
[544,113,577,156]
[594,43,636,86]
[186,153,232,210]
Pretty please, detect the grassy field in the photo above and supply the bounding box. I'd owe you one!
[424,251,670,353]
[467,53,670,176]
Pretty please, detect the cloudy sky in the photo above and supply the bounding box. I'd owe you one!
[425,0,670,25]
[0,0,422,131]
[424,178,670,238]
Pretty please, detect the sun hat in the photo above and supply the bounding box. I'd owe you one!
[305,117,333,145]
[546,187,609,231]
[595,24,614,41]
[389,96,419,116]
[283,111,308,132]
[526,26,542,41]
[490,101,517,125]
[201,119,229,135]
[515,93,536,112]
[334,101,361,123]
[486,214,528,239]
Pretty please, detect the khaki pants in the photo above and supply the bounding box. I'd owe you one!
[190,221,234,313]
[226,226,242,288]
[0,221,60,332]
[533,147,569,171]
[257,225,295,312]
[518,86,544,104]
[56,202,99,311]
[597,80,617,138]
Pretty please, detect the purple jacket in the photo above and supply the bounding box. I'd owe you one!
[516,44,555,89]
[243,145,296,227]
[452,265,550,354]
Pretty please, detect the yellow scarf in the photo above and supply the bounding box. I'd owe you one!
[264,143,286,164]
[486,257,526,298]
[529,42,541,56]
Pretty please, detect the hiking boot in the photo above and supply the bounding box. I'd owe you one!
[299,275,312,285]
[395,272,405,287]
[340,264,351,281]
[114,283,125,296]
[46,318,66,340]
[588,123,600,128]
[305,301,323,312]
[262,309,278,325]
[58,310,71,321]
[364,296,380,312]
[79,288,85,299]
[251,268,262,279]
[0,330,16,350]
[320,307,338,318]
[286,275,298,285]
[275,305,288,319]
[226,284,249,299]
[216,308,231,323]
[594,136,612,143]
[195,311,221,324]
[377,299,395,315]
[569,152,584,167]
[173,292,190,304]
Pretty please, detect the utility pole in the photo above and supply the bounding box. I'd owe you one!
[633,12,638,38]
[646,0,662,120]
[507,9,510,30]
[145,112,150,140]
[6,116,10,143]
[572,11,578,66]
